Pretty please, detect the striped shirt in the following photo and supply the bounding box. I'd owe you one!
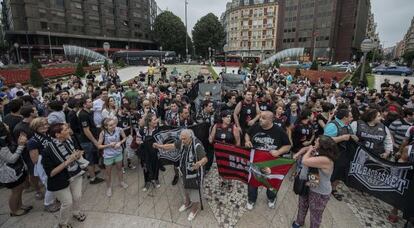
[389,119,412,150]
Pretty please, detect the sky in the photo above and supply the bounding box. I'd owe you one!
[156,0,414,48]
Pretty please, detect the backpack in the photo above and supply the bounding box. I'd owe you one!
[0,154,25,184]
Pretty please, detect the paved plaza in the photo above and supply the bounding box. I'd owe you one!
[0,65,407,228]
[0,160,405,228]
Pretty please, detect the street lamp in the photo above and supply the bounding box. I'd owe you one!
[47,27,53,61]
[208,47,211,64]
[125,45,129,65]
[103,42,110,58]
[223,44,228,73]
[185,0,189,62]
[14,43,20,65]
[360,38,376,81]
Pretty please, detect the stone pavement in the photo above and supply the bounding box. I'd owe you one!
[0,158,404,228]
[374,74,413,91]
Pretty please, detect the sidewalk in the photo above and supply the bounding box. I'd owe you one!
[0,161,403,228]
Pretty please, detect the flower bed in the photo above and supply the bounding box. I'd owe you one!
[0,66,99,85]
[279,67,348,83]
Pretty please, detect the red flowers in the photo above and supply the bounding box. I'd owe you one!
[0,66,99,85]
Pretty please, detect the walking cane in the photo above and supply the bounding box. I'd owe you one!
[197,169,204,210]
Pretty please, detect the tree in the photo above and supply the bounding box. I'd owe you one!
[74,62,86,78]
[32,58,42,69]
[403,51,414,67]
[30,63,44,87]
[103,59,109,71]
[310,61,318,70]
[351,61,371,87]
[294,68,301,77]
[153,11,193,57]
[192,13,225,58]
[81,58,89,67]
[273,60,280,68]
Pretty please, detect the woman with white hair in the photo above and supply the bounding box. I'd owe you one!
[153,129,208,221]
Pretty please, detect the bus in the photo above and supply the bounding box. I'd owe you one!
[215,55,242,67]
[215,55,260,67]
[112,50,178,65]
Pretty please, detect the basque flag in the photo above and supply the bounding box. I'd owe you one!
[214,143,294,192]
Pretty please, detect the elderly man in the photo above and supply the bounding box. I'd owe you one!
[153,129,208,221]
[245,111,291,210]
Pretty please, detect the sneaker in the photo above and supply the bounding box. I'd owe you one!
[44,202,60,213]
[128,163,136,170]
[120,182,129,189]
[268,199,276,209]
[142,182,151,192]
[90,177,105,185]
[292,222,301,228]
[178,203,193,212]
[172,174,179,186]
[246,202,255,211]
[35,192,44,200]
[187,210,199,221]
[106,188,112,197]
[153,180,160,188]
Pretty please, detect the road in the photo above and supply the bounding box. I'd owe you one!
[374,74,413,91]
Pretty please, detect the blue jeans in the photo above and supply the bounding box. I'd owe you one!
[247,184,277,203]
[80,142,98,165]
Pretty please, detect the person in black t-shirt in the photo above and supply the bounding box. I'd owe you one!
[77,98,104,185]
[13,105,44,199]
[245,111,291,211]
[292,109,315,153]
[234,91,261,134]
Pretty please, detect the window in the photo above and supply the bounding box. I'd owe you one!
[56,0,64,8]
[41,22,48,29]
[92,5,98,11]
[73,2,82,9]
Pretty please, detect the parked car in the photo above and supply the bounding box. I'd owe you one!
[372,66,413,76]
[280,61,300,68]
[331,61,355,71]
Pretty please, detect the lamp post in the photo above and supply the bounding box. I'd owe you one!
[185,0,189,62]
[125,45,129,65]
[103,42,110,58]
[47,27,53,61]
[14,43,20,65]
[212,48,215,64]
[208,46,211,64]
[159,46,163,65]
[223,44,228,73]
[360,38,376,81]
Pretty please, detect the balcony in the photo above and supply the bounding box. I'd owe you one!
[242,36,249,40]
[267,24,273,28]
[267,12,274,17]
[242,25,249,30]
[266,35,274,39]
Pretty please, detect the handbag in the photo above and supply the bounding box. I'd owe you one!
[293,169,309,196]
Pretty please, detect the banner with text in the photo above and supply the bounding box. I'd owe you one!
[347,145,414,213]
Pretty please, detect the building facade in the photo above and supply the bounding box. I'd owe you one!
[403,17,414,55]
[277,0,370,62]
[1,0,157,63]
[223,0,279,59]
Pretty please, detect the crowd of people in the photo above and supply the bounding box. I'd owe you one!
[0,63,414,228]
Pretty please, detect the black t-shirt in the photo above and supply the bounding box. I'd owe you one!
[4,114,23,141]
[292,123,313,152]
[78,109,98,143]
[247,123,290,151]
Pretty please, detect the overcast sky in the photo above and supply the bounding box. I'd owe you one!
[156,0,414,48]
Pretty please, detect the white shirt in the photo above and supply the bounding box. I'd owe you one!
[93,99,105,127]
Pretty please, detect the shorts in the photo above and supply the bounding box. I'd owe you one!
[80,142,99,165]
[104,154,123,166]
[4,171,27,189]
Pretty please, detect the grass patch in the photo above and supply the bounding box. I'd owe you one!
[367,74,375,89]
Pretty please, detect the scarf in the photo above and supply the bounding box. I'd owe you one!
[179,135,203,189]
[33,132,51,151]
[48,138,81,179]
